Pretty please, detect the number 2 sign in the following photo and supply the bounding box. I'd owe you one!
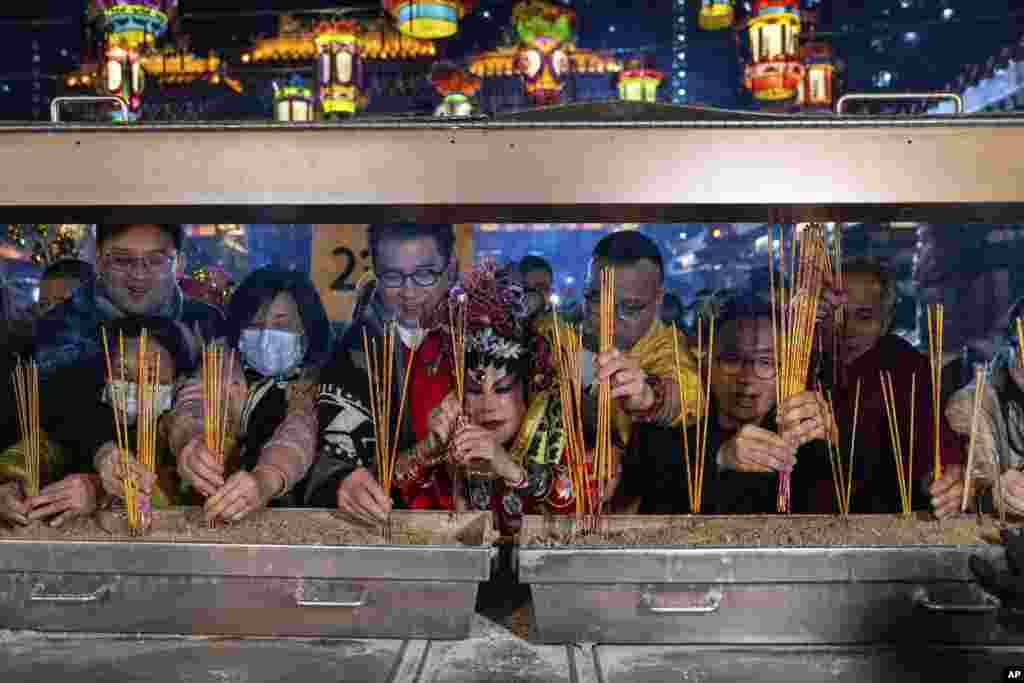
[311,224,373,321]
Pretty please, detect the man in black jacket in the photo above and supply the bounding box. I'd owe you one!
[620,293,831,514]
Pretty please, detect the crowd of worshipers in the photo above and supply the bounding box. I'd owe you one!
[0,222,1017,533]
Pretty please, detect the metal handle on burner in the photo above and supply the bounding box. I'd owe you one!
[640,589,722,615]
[50,96,129,123]
[295,588,369,608]
[834,92,964,115]
[30,585,109,604]
[912,587,1000,613]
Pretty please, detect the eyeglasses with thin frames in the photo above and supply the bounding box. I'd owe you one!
[715,352,778,380]
[377,268,445,290]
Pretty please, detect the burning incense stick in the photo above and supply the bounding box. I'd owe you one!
[673,318,713,513]
[592,267,616,529]
[927,304,944,482]
[769,223,830,512]
[363,324,415,542]
[202,342,235,528]
[11,358,41,499]
[823,380,859,516]
[553,321,591,518]
[101,328,141,533]
[962,364,988,514]
[880,370,915,515]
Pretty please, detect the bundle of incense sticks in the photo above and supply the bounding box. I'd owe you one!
[447,297,474,499]
[672,318,713,513]
[962,364,989,515]
[880,371,915,515]
[552,321,592,518]
[363,324,414,542]
[11,358,41,499]
[592,267,616,531]
[134,330,161,483]
[101,328,141,534]
[202,342,235,527]
[828,226,845,389]
[823,381,859,516]
[769,223,830,512]
[927,304,945,482]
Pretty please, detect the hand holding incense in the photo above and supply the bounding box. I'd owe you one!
[201,342,236,528]
[769,223,830,512]
[962,364,989,514]
[363,323,415,542]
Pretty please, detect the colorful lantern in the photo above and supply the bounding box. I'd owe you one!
[744,60,804,101]
[382,1,476,40]
[747,0,801,63]
[699,0,734,31]
[432,62,481,117]
[101,44,144,121]
[273,75,314,122]
[618,59,664,103]
[314,19,363,118]
[797,41,835,108]
[89,1,176,51]
[511,0,576,105]
[744,0,802,102]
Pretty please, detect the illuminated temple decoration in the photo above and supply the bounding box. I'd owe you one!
[382,0,477,40]
[618,58,664,103]
[141,50,242,92]
[432,62,481,117]
[743,0,803,102]
[468,0,621,106]
[242,16,435,65]
[699,0,734,31]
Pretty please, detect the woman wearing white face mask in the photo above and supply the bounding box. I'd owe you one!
[91,317,198,520]
[167,268,332,524]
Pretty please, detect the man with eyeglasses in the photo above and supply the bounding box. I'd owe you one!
[320,223,460,527]
[619,294,834,514]
[534,231,701,510]
[18,224,224,528]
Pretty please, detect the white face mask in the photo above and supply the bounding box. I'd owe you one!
[103,381,174,424]
[239,328,305,378]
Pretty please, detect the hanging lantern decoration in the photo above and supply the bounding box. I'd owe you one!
[618,58,664,103]
[99,44,144,121]
[512,0,576,106]
[699,0,735,31]
[89,1,176,51]
[744,0,802,102]
[431,62,481,117]
[314,19,363,118]
[797,41,835,108]
[273,75,314,122]
[382,1,477,40]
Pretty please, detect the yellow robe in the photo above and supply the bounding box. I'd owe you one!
[535,315,701,450]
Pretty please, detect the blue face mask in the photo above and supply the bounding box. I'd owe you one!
[239,328,305,378]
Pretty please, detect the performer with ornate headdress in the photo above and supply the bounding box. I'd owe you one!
[394,260,577,533]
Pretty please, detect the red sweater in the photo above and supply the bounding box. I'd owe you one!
[807,334,965,513]
[397,332,455,510]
